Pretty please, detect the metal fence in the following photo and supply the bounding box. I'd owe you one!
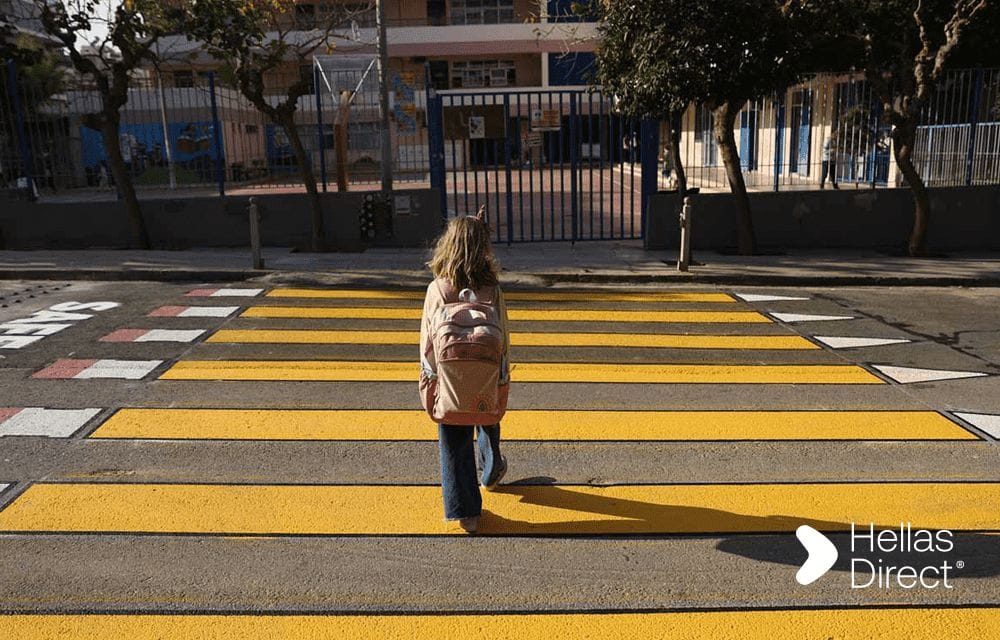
[663,68,1000,193]
[427,87,656,243]
[0,59,430,199]
[3,60,998,203]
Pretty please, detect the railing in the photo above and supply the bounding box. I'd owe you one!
[659,68,1000,193]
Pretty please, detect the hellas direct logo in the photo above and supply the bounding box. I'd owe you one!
[795,523,960,588]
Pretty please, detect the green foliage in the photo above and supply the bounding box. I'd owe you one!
[596,0,849,119]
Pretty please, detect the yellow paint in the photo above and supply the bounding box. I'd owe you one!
[207,329,815,350]
[159,360,882,384]
[241,306,769,323]
[90,409,974,441]
[267,288,735,303]
[0,482,996,535]
[1,609,998,640]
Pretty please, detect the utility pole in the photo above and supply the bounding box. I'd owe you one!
[375,0,393,195]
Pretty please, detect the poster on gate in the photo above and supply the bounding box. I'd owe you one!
[530,107,561,131]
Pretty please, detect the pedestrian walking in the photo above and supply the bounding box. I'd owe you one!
[419,206,510,534]
[821,134,839,189]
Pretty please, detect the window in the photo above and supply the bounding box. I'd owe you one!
[173,70,194,88]
[349,122,380,150]
[300,64,316,94]
[329,2,376,27]
[451,0,515,25]
[450,60,516,88]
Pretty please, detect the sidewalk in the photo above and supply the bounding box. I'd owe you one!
[0,242,998,287]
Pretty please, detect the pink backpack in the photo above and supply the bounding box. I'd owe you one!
[419,280,509,425]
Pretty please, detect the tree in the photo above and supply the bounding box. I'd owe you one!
[32,0,182,249]
[185,0,373,252]
[854,0,993,256]
[595,2,696,198]
[595,0,850,254]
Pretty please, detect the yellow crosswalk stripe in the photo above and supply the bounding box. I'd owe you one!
[0,482,995,535]
[267,288,736,303]
[159,361,882,384]
[241,306,770,323]
[207,329,816,350]
[1,609,997,639]
[90,409,975,441]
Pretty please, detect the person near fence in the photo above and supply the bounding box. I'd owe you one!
[821,134,839,189]
[419,207,510,534]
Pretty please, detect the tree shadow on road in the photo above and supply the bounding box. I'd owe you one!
[478,478,1000,578]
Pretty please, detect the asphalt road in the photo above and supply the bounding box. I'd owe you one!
[0,280,997,638]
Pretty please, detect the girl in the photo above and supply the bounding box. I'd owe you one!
[420,209,510,534]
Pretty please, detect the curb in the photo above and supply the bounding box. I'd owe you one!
[0,269,267,283]
[1,267,997,287]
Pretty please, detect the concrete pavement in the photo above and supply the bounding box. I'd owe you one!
[1,243,999,286]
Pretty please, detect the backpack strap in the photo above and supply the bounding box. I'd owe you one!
[436,278,497,305]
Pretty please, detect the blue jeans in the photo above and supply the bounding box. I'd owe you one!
[438,423,502,519]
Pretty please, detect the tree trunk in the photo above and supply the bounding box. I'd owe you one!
[281,115,327,251]
[99,116,149,249]
[891,117,930,256]
[668,109,687,198]
[713,101,755,255]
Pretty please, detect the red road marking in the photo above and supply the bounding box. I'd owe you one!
[0,408,22,423]
[33,359,98,379]
[185,288,218,297]
[148,306,186,317]
[100,329,148,343]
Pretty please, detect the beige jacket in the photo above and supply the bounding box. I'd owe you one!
[419,277,510,383]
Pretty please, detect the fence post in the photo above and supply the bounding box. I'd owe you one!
[314,65,328,193]
[425,71,446,219]
[207,71,225,197]
[6,60,36,200]
[639,117,660,240]
[568,92,578,245]
[870,100,882,189]
[503,93,515,246]
[248,197,264,269]
[773,94,785,192]
[678,196,692,272]
[965,68,985,187]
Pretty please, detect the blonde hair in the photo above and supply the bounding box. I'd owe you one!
[427,216,500,290]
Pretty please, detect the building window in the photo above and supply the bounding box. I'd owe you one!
[451,60,516,88]
[174,70,194,88]
[349,122,380,150]
[451,0,515,25]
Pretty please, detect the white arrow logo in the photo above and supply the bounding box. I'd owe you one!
[795,525,838,585]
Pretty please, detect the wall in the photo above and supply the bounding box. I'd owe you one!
[0,189,444,251]
[645,186,1000,251]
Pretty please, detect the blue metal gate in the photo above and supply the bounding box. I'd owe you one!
[427,87,659,244]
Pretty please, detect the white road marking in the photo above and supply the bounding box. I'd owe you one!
[0,408,101,437]
[954,413,1000,440]
[771,313,855,323]
[179,306,239,318]
[74,359,163,380]
[211,289,263,297]
[0,483,8,493]
[734,293,811,302]
[872,365,988,384]
[814,336,912,349]
[135,330,206,343]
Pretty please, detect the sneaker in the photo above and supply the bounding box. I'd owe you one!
[482,455,508,491]
[458,516,479,533]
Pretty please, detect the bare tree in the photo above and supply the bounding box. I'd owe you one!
[186,0,374,251]
[32,0,182,249]
[857,0,991,256]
